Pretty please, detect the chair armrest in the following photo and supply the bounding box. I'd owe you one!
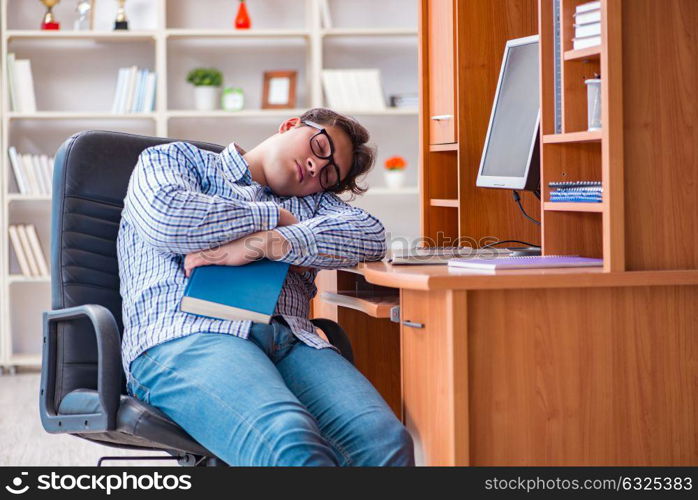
[40,305,122,433]
[310,318,354,365]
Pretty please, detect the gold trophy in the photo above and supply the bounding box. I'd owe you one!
[114,0,129,30]
[39,0,61,30]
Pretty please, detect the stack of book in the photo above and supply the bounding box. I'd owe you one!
[549,181,603,203]
[111,66,157,113]
[572,0,601,50]
[8,224,49,277]
[6,53,37,113]
[8,147,54,196]
[321,69,386,111]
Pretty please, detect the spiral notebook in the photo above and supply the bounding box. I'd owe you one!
[447,255,603,270]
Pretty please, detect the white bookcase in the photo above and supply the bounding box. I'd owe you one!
[0,0,419,372]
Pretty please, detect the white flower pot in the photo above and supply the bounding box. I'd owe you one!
[384,170,405,190]
[194,86,220,111]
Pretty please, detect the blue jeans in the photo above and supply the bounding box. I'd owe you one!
[126,318,414,466]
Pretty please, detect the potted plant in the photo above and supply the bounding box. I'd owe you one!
[186,68,223,111]
[384,155,407,190]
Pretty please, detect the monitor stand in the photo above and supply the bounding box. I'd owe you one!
[506,246,542,257]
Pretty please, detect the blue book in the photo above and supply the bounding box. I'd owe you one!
[180,259,290,323]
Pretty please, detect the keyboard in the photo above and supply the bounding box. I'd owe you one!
[387,246,513,265]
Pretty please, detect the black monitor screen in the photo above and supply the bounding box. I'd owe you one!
[479,40,539,181]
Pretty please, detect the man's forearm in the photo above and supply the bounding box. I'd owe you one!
[264,230,292,260]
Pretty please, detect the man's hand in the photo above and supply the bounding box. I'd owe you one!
[184,231,273,277]
[277,208,311,274]
[278,207,299,227]
[183,207,310,277]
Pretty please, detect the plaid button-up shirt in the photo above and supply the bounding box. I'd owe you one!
[117,141,387,377]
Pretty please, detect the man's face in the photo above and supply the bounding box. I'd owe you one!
[263,118,353,197]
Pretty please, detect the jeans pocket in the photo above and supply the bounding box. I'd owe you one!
[127,377,151,404]
[127,356,152,404]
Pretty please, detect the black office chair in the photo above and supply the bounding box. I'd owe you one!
[39,130,354,466]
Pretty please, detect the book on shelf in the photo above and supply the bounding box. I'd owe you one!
[319,0,333,29]
[321,69,386,111]
[24,224,50,276]
[573,0,601,33]
[574,9,601,25]
[575,1,600,14]
[573,35,601,50]
[574,21,601,38]
[8,147,28,195]
[548,180,603,203]
[7,148,54,196]
[10,224,48,277]
[111,65,156,113]
[6,54,37,113]
[7,53,18,112]
[180,259,290,323]
[8,225,32,277]
[549,181,602,188]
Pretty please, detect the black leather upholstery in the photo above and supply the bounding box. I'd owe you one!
[49,131,223,456]
[58,389,211,455]
[51,131,224,405]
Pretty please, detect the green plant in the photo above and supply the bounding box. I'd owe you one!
[186,68,223,87]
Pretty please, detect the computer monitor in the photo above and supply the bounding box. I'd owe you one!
[476,35,540,191]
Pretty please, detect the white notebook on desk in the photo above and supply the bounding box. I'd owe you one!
[447,255,603,270]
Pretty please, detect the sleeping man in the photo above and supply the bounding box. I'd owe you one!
[117,107,414,466]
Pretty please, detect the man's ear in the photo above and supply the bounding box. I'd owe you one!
[278,116,301,134]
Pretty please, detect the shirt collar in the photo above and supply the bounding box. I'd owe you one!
[220,142,253,185]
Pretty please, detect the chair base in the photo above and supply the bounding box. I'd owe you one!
[97,453,226,467]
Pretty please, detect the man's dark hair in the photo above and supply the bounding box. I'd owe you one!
[299,108,375,199]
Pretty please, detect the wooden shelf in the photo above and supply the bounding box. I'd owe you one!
[543,202,604,213]
[7,194,51,202]
[331,108,418,116]
[167,109,307,119]
[166,108,417,118]
[322,28,418,37]
[8,275,50,284]
[8,353,41,366]
[429,143,458,152]
[319,291,398,319]
[5,30,157,41]
[564,46,601,61]
[363,187,419,196]
[430,198,459,208]
[7,112,157,120]
[166,29,310,39]
[543,131,602,143]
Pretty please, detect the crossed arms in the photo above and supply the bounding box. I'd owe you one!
[123,142,387,271]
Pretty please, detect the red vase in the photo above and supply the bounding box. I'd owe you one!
[235,0,251,29]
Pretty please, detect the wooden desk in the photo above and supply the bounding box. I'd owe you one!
[313,263,698,466]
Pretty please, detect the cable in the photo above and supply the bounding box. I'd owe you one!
[533,189,541,200]
[512,190,541,225]
[481,239,540,249]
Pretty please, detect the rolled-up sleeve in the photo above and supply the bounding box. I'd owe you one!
[272,192,386,269]
[124,142,279,254]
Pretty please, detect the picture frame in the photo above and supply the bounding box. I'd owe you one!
[262,71,297,109]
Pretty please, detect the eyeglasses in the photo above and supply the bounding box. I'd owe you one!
[302,120,342,191]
